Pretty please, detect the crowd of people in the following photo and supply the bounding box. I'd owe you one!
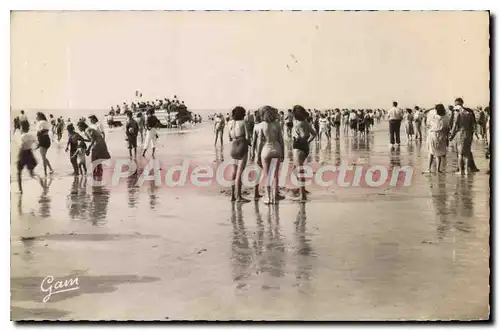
[212,98,490,204]
[12,97,490,198]
[105,95,202,129]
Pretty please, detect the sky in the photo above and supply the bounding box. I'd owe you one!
[10,11,490,112]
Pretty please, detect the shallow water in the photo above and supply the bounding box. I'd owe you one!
[11,121,490,320]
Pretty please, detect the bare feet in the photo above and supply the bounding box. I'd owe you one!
[236,197,250,203]
[455,171,464,175]
[422,169,432,174]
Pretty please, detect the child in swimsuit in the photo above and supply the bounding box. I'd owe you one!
[72,141,87,176]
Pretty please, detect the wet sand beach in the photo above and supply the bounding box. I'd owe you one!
[11,121,490,320]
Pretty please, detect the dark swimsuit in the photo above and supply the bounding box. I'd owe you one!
[37,130,51,149]
[293,136,310,157]
[230,135,249,160]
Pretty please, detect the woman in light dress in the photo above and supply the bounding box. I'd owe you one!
[423,104,450,174]
[405,108,415,141]
[253,106,285,204]
[228,106,250,202]
[77,121,111,178]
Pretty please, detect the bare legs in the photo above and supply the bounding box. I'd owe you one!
[39,147,54,177]
[261,156,281,205]
[231,154,250,203]
[292,149,308,201]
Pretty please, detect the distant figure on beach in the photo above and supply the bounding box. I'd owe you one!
[292,105,316,201]
[214,114,225,146]
[318,113,330,143]
[387,101,403,146]
[285,109,294,138]
[404,108,415,141]
[424,104,449,174]
[36,112,54,177]
[333,109,341,139]
[56,117,64,142]
[414,106,423,141]
[19,110,29,128]
[49,114,56,138]
[142,109,160,158]
[125,111,139,159]
[17,121,39,194]
[13,116,20,135]
[136,111,145,143]
[66,124,86,176]
[228,106,251,203]
[254,106,285,204]
[349,109,358,136]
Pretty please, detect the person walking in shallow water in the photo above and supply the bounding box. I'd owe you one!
[36,112,54,177]
[423,104,450,174]
[214,114,225,146]
[449,98,479,175]
[17,121,40,194]
[77,121,111,178]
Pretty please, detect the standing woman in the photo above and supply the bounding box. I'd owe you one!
[228,106,250,202]
[292,105,317,201]
[77,121,111,177]
[89,115,106,140]
[405,108,415,141]
[137,111,145,144]
[255,106,285,205]
[449,104,477,175]
[423,104,450,174]
[414,106,423,141]
[35,112,54,176]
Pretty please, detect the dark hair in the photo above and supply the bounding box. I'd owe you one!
[455,97,464,105]
[36,112,47,121]
[393,101,398,107]
[292,105,308,121]
[406,108,412,114]
[67,123,75,133]
[88,115,98,123]
[21,121,30,132]
[414,106,419,111]
[435,104,446,116]
[20,110,25,114]
[231,106,246,121]
[448,105,454,110]
[77,121,88,132]
[125,110,133,117]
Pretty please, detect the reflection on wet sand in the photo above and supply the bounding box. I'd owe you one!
[230,202,318,291]
[89,185,110,225]
[38,178,53,218]
[426,174,475,241]
[127,173,140,208]
[389,146,402,168]
[68,176,90,221]
[148,181,159,210]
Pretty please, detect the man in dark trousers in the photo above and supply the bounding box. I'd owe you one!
[387,101,403,146]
